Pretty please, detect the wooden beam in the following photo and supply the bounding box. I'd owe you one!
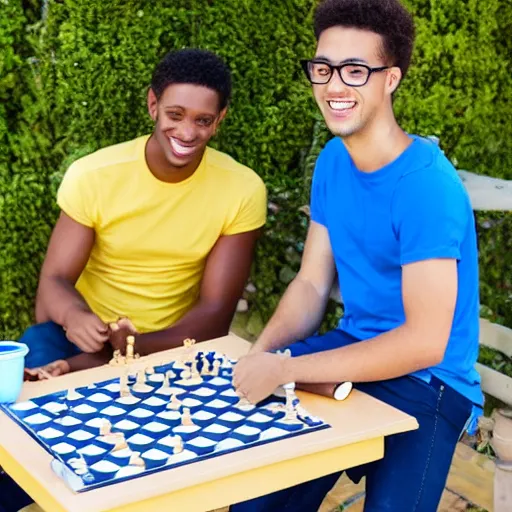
[476,363,512,407]
[480,319,512,358]
[446,442,495,511]
[457,170,512,211]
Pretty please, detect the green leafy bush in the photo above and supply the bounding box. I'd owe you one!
[0,0,511,340]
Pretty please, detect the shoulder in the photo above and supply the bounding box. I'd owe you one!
[397,137,468,200]
[204,147,266,194]
[64,135,148,182]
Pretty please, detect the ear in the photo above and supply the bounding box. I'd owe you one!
[213,106,228,134]
[217,106,228,124]
[147,88,158,121]
[386,66,402,95]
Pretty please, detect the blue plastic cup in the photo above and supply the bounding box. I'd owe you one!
[0,342,29,404]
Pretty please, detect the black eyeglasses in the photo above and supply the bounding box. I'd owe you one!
[301,60,389,87]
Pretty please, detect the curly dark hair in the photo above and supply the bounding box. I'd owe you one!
[151,48,232,110]
[314,0,415,78]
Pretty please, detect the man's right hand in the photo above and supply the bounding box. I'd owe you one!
[63,309,109,353]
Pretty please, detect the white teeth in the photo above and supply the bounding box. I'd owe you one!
[328,101,356,111]
[169,137,196,157]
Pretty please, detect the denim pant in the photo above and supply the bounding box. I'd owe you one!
[20,321,80,369]
[230,329,473,512]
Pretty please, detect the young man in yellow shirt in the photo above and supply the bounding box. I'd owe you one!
[21,48,267,379]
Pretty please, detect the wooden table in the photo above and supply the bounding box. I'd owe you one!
[0,334,418,512]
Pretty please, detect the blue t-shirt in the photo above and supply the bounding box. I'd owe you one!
[310,135,483,407]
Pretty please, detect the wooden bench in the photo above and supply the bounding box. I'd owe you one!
[318,170,512,512]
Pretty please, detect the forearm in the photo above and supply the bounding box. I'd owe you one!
[36,276,91,326]
[66,345,113,372]
[283,324,445,384]
[253,275,329,353]
[135,301,234,356]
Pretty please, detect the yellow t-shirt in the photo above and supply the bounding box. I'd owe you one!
[57,135,267,333]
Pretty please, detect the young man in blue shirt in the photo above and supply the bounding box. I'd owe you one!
[231,0,482,510]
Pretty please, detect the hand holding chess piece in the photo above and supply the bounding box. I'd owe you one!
[109,317,138,356]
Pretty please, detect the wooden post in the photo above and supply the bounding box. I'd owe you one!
[492,409,512,512]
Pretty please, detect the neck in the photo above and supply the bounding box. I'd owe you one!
[342,106,411,173]
[145,134,205,184]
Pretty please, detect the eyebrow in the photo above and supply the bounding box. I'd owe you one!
[312,56,369,65]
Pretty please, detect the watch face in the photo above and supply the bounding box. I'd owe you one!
[334,381,353,401]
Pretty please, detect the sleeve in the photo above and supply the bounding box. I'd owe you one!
[392,169,470,266]
[310,158,327,226]
[222,177,267,235]
[56,162,98,228]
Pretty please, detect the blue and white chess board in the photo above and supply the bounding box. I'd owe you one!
[1,350,330,492]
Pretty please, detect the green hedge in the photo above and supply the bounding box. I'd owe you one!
[1,0,511,339]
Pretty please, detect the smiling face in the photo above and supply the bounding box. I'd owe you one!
[312,26,401,139]
[147,83,226,178]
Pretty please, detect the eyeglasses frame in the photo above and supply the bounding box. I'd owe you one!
[300,59,390,87]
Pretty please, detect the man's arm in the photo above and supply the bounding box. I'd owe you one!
[233,257,457,403]
[250,221,337,354]
[283,257,457,383]
[133,229,261,356]
[36,212,109,355]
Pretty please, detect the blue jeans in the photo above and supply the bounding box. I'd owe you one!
[230,330,473,512]
[19,321,80,368]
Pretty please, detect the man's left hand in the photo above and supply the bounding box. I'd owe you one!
[233,352,289,404]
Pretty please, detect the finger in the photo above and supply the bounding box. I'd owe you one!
[118,317,138,333]
[24,369,39,381]
[86,325,109,345]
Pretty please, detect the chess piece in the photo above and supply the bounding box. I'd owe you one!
[173,436,184,454]
[181,407,195,426]
[211,359,221,377]
[132,369,150,393]
[112,438,128,452]
[129,452,145,467]
[66,388,82,401]
[180,368,192,380]
[120,372,131,398]
[136,369,145,386]
[201,354,210,376]
[109,349,123,366]
[99,419,112,436]
[167,393,182,410]
[145,366,155,376]
[221,357,232,370]
[125,335,135,363]
[236,396,252,409]
[191,359,200,378]
[183,338,197,363]
[283,406,299,423]
[162,372,171,389]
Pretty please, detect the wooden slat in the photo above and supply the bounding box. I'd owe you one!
[480,319,512,358]
[446,442,495,511]
[477,363,512,407]
[458,170,512,211]
[495,465,512,512]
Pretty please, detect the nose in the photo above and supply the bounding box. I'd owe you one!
[175,121,197,143]
[326,70,350,95]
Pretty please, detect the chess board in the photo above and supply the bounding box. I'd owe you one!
[1,350,330,492]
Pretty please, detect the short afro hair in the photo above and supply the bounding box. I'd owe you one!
[151,48,232,110]
[314,0,415,79]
